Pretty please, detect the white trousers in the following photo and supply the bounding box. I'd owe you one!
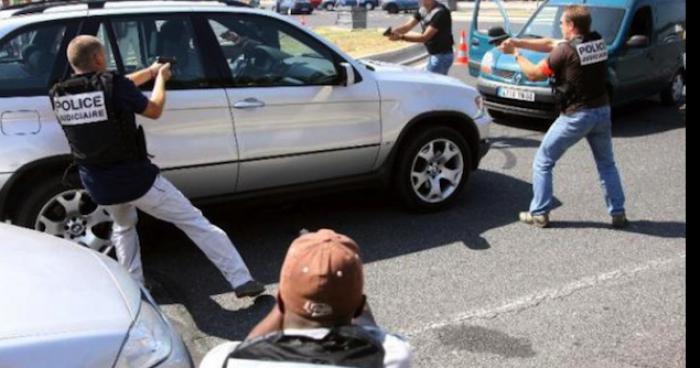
[105,175,253,288]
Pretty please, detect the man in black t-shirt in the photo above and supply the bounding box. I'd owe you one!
[53,36,265,298]
[387,0,454,75]
[497,5,627,229]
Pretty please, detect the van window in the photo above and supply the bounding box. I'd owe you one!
[519,5,625,45]
[627,6,652,40]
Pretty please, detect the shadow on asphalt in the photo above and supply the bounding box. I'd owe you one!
[139,169,536,341]
[491,98,685,138]
[550,220,686,238]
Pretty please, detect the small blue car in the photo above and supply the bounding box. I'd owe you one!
[321,0,380,11]
[380,0,419,14]
[276,0,314,14]
[469,0,686,120]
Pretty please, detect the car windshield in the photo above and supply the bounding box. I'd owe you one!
[518,5,626,44]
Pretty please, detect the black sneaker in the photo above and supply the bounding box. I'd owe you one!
[611,213,629,229]
[234,280,265,298]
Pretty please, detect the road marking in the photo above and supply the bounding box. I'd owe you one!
[404,253,686,337]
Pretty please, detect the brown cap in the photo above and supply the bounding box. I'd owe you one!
[279,229,364,322]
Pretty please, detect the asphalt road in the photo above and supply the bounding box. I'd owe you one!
[141,54,686,367]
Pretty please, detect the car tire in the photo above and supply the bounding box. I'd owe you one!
[324,2,334,10]
[385,3,398,13]
[15,174,114,253]
[660,70,684,106]
[394,126,472,212]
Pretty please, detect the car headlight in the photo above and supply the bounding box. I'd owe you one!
[474,95,486,118]
[480,51,494,74]
[115,296,172,368]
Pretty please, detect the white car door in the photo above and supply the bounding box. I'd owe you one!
[203,13,381,192]
[95,14,239,198]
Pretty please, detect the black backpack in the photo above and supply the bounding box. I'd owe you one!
[228,326,386,368]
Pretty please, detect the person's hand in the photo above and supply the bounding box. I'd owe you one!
[389,32,402,41]
[221,30,241,43]
[158,63,172,82]
[148,61,163,79]
[499,39,516,54]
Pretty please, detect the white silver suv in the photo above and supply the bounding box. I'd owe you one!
[0,0,491,251]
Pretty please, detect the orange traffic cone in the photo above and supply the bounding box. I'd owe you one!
[455,30,469,66]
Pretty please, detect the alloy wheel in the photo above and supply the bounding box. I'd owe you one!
[410,138,464,204]
[34,189,113,253]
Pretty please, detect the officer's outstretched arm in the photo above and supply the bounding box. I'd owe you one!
[141,63,171,119]
[391,18,419,36]
[507,37,563,53]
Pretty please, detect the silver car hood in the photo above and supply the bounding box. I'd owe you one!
[360,59,469,90]
[0,224,142,367]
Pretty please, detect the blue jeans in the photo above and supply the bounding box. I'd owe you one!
[529,106,626,216]
[426,52,454,75]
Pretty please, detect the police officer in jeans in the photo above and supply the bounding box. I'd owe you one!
[388,0,454,75]
[498,5,628,228]
[50,35,265,297]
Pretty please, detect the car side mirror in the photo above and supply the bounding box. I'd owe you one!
[340,62,355,86]
[626,35,649,48]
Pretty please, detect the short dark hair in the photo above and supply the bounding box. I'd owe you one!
[563,5,592,34]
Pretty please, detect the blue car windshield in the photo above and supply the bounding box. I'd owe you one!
[518,5,625,44]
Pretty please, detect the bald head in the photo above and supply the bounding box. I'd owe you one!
[67,35,105,73]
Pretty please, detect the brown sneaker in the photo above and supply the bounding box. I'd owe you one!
[519,211,550,228]
[611,213,629,229]
[234,280,265,298]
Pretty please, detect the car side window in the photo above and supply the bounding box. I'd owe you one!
[110,15,207,89]
[95,23,119,71]
[0,23,66,96]
[207,14,339,87]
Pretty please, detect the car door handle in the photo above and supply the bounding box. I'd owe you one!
[471,38,480,46]
[233,98,265,109]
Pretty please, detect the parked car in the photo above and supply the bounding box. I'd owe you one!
[0,0,491,251]
[320,0,379,11]
[380,0,418,14]
[0,223,192,368]
[468,0,686,120]
[276,0,313,14]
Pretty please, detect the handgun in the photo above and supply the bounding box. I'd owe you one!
[156,56,178,65]
[383,27,393,37]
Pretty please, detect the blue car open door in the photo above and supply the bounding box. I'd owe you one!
[468,0,512,77]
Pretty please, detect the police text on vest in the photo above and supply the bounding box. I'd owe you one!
[53,92,108,126]
[576,39,608,66]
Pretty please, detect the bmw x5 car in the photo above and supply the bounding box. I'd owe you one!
[0,0,491,252]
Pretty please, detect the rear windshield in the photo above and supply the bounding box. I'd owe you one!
[519,5,626,44]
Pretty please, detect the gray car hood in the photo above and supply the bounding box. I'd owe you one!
[0,224,141,367]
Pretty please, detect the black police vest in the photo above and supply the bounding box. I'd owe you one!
[550,31,608,111]
[49,72,147,165]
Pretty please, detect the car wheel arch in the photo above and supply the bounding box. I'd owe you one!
[0,155,73,223]
[385,111,481,179]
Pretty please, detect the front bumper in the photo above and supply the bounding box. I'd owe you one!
[477,77,559,119]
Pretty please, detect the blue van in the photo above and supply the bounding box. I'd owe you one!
[468,0,685,119]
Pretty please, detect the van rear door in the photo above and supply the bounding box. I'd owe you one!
[468,0,513,77]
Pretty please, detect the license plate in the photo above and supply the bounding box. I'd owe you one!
[498,87,535,102]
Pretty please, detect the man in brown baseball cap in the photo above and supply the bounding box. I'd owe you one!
[200,229,412,368]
